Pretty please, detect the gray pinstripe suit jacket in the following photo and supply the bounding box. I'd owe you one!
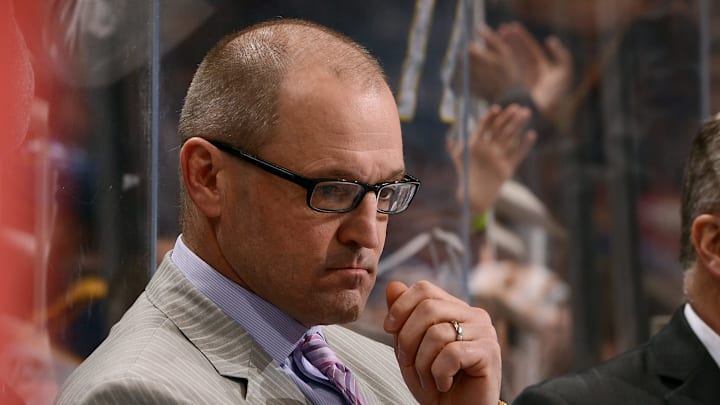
[55,255,418,404]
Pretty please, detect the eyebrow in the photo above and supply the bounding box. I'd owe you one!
[321,168,407,182]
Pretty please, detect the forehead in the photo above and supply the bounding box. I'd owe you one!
[266,70,404,177]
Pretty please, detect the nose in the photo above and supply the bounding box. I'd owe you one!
[337,191,385,249]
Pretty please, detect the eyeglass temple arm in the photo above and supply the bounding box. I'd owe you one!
[207,140,315,188]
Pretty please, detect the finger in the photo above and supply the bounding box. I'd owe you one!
[397,298,475,372]
[394,298,464,367]
[396,305,497,393]
[460,44,495,98]
[503,22,546,65]
[413,321,461,391]
[385,281,409,363]
[384,281,409,335]
[545,35,572,67]
[476,105,502,140]
[429,308,498,391]
[385,281,466,335]
[466,44,499,93]
[385,280,408,312]
[468,42,493,66]
[431,335,501,393]
[510,129,537,166]
[494,106,531,149]
[385,281,464,398]
[479,25,510,57]
[487,104,520,146]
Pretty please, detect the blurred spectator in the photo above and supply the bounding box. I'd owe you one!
[447,104,537,215]
[474,0,702,372]
[466,22,573,126]
[446,102,570,398]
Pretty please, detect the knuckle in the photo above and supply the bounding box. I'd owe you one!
[411,280,435,295]
[415,298,441,320]
[427,322,452,343]
[469,306,492,325]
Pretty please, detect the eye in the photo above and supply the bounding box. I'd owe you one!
[377,186,397,202]
[314,182,358,200]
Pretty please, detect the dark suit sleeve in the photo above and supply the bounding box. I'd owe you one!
[511,371,610,405]
[511,366,655,405]
[512,385,573,405]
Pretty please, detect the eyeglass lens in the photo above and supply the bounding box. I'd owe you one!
[309,181,416,213]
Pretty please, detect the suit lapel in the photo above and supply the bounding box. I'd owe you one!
[665,367,720,405]
[147,256,309,404]
[650,307,720,405]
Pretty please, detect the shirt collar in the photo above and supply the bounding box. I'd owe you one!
[684,303,720,369]
[171,235,310,364]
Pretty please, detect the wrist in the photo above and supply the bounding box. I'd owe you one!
[472,212,488,233]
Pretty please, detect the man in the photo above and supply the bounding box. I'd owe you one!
[55,19,503,405]
[513,118,720,404]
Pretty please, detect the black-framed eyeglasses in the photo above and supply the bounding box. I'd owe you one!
[208,140,420,214]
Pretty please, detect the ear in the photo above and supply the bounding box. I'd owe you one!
[180,138,226,218]
[690,213,720,279]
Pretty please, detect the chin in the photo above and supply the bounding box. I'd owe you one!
[300,287,372,326]
[342,304,364,323]
[324,295,368,325]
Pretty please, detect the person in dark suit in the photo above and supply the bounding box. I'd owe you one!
[513,117,720,404]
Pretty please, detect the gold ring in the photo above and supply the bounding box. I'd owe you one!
[450,320,463,341]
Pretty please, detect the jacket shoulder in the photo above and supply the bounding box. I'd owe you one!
[55,293,245,404]
[513,340,663,405]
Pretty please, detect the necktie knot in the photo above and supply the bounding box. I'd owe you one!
[297,333,365,405]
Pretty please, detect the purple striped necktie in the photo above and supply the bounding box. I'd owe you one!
[297,333,366,405]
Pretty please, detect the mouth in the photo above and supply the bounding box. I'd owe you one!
[326,267,372,290]
[325,252,378,279]
[327,260,375,273]
[324,258,376,289]
[327,265,371,274]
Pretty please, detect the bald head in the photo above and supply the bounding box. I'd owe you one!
[179,19,387,154]
[178,19,391,231]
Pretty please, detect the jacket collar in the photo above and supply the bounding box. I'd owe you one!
[146,255,310,403]
[650,306,720,404]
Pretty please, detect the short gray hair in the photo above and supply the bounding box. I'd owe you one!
[679,117,720,268]
[178,18,386,154]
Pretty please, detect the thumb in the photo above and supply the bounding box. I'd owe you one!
[384,281,408,342]
[385,280,408,309]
